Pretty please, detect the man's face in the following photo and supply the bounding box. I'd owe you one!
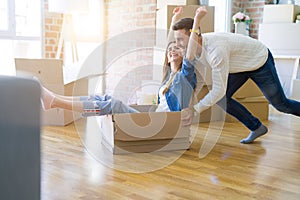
[174,29,190,50]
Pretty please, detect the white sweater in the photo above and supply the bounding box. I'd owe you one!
[194,32,268,113]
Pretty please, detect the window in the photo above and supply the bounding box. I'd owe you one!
[0,0,9,32]
[0,0,42,75]
[15,0,41,38]
[209,0,232,32]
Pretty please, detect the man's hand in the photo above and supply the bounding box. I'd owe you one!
[195,6,207,20]
[172,7,183,23]
[181,107,194,126]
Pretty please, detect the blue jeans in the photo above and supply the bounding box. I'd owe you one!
[81,95,139,117]
[217,50,300,131]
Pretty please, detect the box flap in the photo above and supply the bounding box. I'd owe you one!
[15,58,64,84]
[235,96,268,103]
[129,104,157,112]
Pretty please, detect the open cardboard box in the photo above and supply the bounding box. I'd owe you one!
[99,105,191,154]
[15,58,88,126]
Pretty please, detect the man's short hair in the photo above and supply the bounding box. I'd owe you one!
[172,18,194,35]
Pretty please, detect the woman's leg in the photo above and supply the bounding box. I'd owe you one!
[41,85,83,112]
[41,85,139,116]
[81,95,139,117]
[250,50,300,116]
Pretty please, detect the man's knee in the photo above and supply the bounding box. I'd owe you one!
[273,101,292,113]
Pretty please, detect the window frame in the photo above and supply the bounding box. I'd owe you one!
[209,0,232,33]
[0,0,42,41]
[0,0,14,37]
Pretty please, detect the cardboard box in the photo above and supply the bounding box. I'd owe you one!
[225,96,269,123]
[291,79,300,100]
[233,79,263,99]
[272,56,300,97]
[100,105,191,154]
[259,23,300,56]
[157,0,199,9]
[193,83,267,123]
[263,4,300,23]
[15,58,88,126]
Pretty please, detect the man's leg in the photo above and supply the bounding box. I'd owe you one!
[217,73,268,144]
[251,50,300,116]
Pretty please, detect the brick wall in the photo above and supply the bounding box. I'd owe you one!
[104,0,156,38]
[43,0,63,59]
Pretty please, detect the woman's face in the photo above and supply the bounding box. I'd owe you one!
[167,43,184,63]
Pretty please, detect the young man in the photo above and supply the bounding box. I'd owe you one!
[172,7,300,144]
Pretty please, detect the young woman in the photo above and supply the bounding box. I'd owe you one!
[40,7,207,117]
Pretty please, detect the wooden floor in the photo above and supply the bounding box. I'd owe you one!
[41,107,300,200]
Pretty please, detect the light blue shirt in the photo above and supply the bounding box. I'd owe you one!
[158,58,197,111]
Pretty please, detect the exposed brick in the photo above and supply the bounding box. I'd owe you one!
[45,18,53,24]
[45,46,53,51]
[245,8,259,13]
[50,25,61,32]
[45,32,58,38]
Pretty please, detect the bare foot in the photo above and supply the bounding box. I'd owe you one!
[41,86,55,110]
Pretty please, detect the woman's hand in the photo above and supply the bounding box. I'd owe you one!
[172,7,183,23]
[181,107,194,126]
[195,6,207,21]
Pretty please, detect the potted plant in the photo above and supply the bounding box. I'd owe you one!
[232,11,252,36]
[296,12,300,23]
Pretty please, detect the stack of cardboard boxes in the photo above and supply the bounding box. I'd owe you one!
[259,4,300,98]
[15,58,89,126]
[259,4,300,56]
[194,81,269,123]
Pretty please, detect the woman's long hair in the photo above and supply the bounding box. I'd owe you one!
[161,41,183,95]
